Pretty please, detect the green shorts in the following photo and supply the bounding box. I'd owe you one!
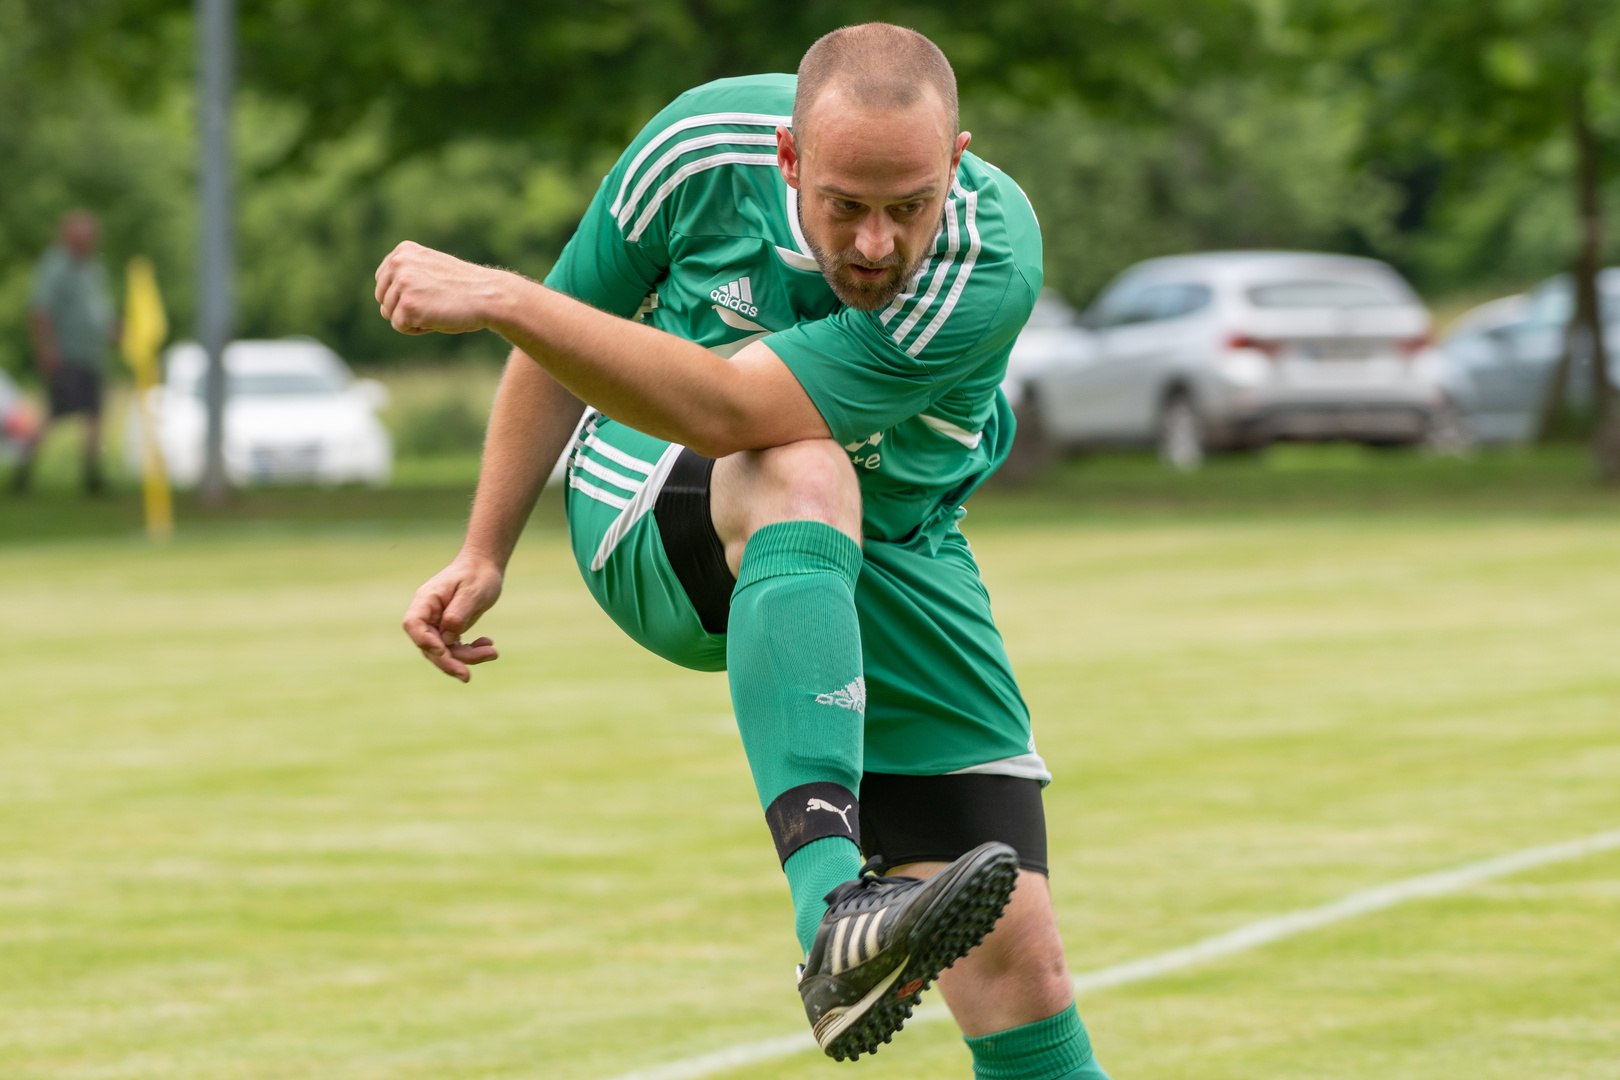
[562,413,1049,782]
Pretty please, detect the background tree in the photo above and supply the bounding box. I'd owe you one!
[1290,0,1620,476]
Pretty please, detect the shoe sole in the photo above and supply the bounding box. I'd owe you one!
[820,842,1020,1062]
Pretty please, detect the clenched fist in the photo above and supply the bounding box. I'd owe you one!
[375,241,511,336]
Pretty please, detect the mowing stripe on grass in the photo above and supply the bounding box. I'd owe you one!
[603,827,1620,1080]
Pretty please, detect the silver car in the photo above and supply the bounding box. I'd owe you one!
[1013,252,1446,469]
[1437,270,1620,444]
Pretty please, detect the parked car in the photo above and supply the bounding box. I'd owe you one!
[126,338,392,487]
[1009,252,1446,469]
[0,368,41,464]
[1436,269,1620,444]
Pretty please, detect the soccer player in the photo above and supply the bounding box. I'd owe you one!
[379,23,1109,1079]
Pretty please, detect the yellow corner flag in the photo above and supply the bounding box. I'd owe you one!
[121,257,173,541]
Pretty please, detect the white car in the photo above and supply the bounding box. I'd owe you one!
[1010,252,1447,469]
[1437,270,1620,444]
[126,338,392,487]
[0,368,41,464]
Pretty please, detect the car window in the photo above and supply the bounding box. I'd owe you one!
[1099,282,1212,327]
[1248,280,1403,308]
[1524,282,1571,328]
[1085,283,1144,328]
[1442,329,1499,366]
[1154,283,1213,320]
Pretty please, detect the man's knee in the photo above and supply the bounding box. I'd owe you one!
[976,871,1070,980]
[755,438,859,523]
[712,439,861,561]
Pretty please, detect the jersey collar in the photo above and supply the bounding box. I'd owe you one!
[776,182,820,272]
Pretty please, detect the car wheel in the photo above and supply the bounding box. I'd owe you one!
[1423,400,1474,457]
[1157,392,1205,472]
[999,385,1055,483]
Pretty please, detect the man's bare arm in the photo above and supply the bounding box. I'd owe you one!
[374,242,830,458]
[29,311,60,377]
[400,349,584,681]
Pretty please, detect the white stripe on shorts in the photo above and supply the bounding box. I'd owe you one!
[583,432,658,475]
[589,442,685,571]
[569,474,632,511]
[574,452,647,495]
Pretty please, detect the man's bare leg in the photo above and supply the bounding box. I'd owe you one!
[893,864,1073,1032]
[83,414,103,493]
[894,861,1109,1076]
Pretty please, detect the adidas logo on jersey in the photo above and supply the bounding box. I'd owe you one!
[710,275,759,318]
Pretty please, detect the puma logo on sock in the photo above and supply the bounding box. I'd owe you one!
[806,799,853,833]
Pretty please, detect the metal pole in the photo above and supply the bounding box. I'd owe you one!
[196,0,234,504]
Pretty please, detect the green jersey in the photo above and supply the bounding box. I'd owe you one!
[30,244,114,370]
[547,73,1043,545]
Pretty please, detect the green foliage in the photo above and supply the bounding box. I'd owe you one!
[1288,0,1620,160]
[4,0,1619,376]
[391,397,489,457]
[969,83,1401,304]
[52,0,1264,161]
[0,0,193,379]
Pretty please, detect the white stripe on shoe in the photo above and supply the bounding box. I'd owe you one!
[829,917,850,976]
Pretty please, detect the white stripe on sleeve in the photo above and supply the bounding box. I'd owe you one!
[609,112,789,217]
[627,152,780,242]
[615,131,777,229]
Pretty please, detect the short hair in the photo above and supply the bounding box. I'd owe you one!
[793,23,958,147]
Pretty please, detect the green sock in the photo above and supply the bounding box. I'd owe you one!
[964,1004,1111,1080]
[784,835,862,952]
[727,521,866,953]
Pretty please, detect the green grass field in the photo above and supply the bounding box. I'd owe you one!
[4,452,1619,1079]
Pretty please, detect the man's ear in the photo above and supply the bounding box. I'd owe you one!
[778,126,802,190]
[951,131,971,173]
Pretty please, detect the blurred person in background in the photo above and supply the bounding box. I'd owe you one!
[11,209,117,495]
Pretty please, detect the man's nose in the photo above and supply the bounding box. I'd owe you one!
[854,215,897,263]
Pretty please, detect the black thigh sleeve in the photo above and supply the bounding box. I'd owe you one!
[652,447,736,635]
[858,772,1049,876]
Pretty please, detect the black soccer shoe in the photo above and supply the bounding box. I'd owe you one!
[797,842,1020,1062]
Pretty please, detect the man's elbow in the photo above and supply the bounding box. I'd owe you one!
[684,424,750,460]
[682,402,771,459]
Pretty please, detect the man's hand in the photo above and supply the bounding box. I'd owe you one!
[375,241,510,336]
[402,554,505,682]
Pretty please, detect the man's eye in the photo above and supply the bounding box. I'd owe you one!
[895,202,925,216]
[832,200,862,213]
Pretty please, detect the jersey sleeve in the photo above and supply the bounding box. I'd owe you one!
[765,180,1037,446]
[545,160,671,318]
[545,77,795,319]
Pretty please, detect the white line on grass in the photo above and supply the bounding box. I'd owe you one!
[603,827,1620,1080]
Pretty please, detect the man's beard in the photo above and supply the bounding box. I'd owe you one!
[800,211,937,312]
